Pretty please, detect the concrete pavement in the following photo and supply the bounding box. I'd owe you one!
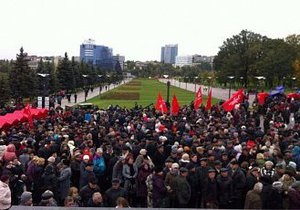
[159,78,255,105]
[59,78,132,108]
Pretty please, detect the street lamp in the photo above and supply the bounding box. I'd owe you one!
[194,76,198,93]
[240,76,244,87]
[207,76,212,92]
[255,76,266,91]
[98,75,103,96]
[227,76,235,99]
[292,77,297,90]
[82,74,88,102]
[37,73,50,108]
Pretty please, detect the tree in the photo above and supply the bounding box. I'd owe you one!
[48,62,59,94]
[9,47,37,101]
[56,52,74,91]
[0,73,10,107]
[214,30,267,87]
[254,38,296,87]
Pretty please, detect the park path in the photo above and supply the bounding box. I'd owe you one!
[59,78,133,108]
[159,78,256,105]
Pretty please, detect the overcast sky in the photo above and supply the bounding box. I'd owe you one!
[0,0,299,61]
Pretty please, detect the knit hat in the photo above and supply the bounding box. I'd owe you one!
[171,163,179,169]
[47,156,55,163]
[288,161,297,170]
[20,191,32,203]
[42,190,54,199]
[272,181,283,190]
[83,155,90,160]
[140,149,147,155]
[265,161,274,166]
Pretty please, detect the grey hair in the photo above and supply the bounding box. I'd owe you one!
[253,182,263,193]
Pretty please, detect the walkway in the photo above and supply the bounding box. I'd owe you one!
[59,78,132,108]
[159,78,256,105]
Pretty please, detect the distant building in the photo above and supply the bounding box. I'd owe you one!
[175,55,193,67]
[193,54,215,66]
[80,39,114,70]
[113,54,125,70]
[161,44,178,64]
[175,54,215,68]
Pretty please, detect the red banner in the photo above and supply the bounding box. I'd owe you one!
[205,88,212,111]
[194,87,202,110]
[222,89,244,112]
[171,95,180,116]
[155,92,168,113]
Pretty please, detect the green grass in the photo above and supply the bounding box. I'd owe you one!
[88,79,219,108]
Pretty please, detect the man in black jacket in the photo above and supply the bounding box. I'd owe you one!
[229,160,246,209]
[104,178,127,207]
[79,177,100,207]
[217,168,232,209]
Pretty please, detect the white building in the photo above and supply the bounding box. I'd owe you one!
[175,55,193,67]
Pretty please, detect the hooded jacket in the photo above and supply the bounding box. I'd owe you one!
[0,180,11,209]
[3,144,17,162]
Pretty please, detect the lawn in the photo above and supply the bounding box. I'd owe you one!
[88,79,219,108]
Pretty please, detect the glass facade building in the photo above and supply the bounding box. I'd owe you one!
[161,44,178,64]
[80,43,114,70]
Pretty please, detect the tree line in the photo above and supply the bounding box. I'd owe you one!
[126,30,300,90]
[0,48,123,107]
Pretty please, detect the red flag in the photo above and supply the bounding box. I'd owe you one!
[205,88,212,111]
[257,92,269,105]
[222,89,244,112]
[171,95,180,116]
[194,87,202,110]
[23,103,34,128]
[155,92,168,113]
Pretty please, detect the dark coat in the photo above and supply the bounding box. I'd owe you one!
[217,175,232,207]
[204,178,218,208]
[244,190,262,209]
[70,159,81,188]
[80,185,101,207]
[58,166,72,201]
[104,187,127,207]
[41,165,57,193]
[230,168,246,199]
[136,167,151,197]
[267,188,283,209]
[175,175,191,205]
[152,173,167,208]
[288,187,300,209]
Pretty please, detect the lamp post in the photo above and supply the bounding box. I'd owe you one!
[98,75,103,96]
[255,76,266,91]
[240,76,244,87]
[207,76,212,92]
[82,74,88,102]
[37,73,50,108]
[194,76,198,93]
[227,76,235,99]
[292,77,296,90]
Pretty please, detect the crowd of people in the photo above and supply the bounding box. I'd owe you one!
[0,92,300,209]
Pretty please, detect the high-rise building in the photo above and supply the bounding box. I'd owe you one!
[113,54,125,71]
[161,44,178,64]
[80,39,114,70]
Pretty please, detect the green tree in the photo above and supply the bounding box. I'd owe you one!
[9,47,37,101]
[254,38,296,87]
[56,52,74,91]
[214,30,267,87]
[48,62,59,94]
[0,73,11,107]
